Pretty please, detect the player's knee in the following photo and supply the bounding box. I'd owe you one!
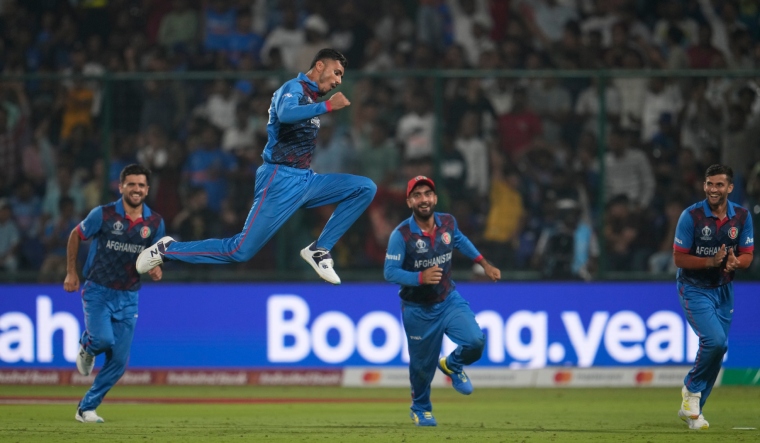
[466,334,486,360]
[89,335,115,353]
[358,178,377,200]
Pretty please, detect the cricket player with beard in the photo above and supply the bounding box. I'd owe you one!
[64,164,165,423]
[384,176,501,426]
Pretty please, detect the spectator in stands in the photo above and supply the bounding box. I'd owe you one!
[528,75,572,144]
[0,83,30,186]
[171,186,218,241]
[498,86,542,162]
[311,117,355,175]
[481,152,525,270]
[641,76,683,143]
[687,23,724,69]
[39,196,78,282]
[42,168,85,221]
[534,198,598,280]
[652,0,699,49]
[574,77,621,137]
[158,0,199,52]
[0,198,20,272]
[648,195,685,274]
[356,121,400,186]
[454,111,489,198]
[397,90,435,160]
[259,4,304,72]
[201,78,238,131]
[293,15,331,73]
[181,124,236,213]
[203,0,236,53]
[604,194,643,271]
[225,9,263,67]
[605,128,655,212]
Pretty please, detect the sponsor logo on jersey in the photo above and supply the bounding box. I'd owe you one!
[728,226,738,239]
[111,220,125,235]
[442,232,451,245]
[675,237,683,245]
[699,226,712,241]
[385,253,401,261]
[140,226,151,238]
[747,237,754,245]
[415,239,428,253]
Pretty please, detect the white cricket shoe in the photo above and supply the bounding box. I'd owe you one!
[76,408,104,423]
[300,242,341,284]
[680,385,701,420]
[136,236,174,274]
[679,410,709,430]
[76,345,94,376]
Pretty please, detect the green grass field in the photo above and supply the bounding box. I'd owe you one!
[1,385,758,442]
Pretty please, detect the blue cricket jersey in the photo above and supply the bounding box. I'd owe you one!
[262,73,332,169]
[384,213,483,304]
[77,199,166,291]
[673,199,754,288]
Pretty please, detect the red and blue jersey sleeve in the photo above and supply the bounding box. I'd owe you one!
[155,219,166,241]
[76,206,103,241]
[673,209,694,253]
[738,213,754,253]
[383,229,421,287]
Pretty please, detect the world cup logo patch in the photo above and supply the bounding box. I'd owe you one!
[140,226,151,238]
[728,226,738,239]
[442,232,451,245]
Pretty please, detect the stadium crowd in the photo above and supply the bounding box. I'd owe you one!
[1,0,760,280]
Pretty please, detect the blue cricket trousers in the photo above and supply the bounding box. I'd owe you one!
[164,163,376,263]
[79,281,138,411]
[678,281,733,412]
[402,291,485,413]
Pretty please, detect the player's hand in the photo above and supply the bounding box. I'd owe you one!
[148,266,163,281]
[421,265,443,285]
[709,244,727,268]
[482,262,501,282]
[63,272,79,292]
[725,247,739,272]
[328,92,350,111]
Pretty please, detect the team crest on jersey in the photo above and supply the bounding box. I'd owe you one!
[728,226,738,239]
[140,226,151,239]
[441,232,451,245]
[415,239,428,253]
[700,226,712,241]
[111,220,124,235]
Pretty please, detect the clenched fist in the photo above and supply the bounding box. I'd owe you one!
[328,92,351,111]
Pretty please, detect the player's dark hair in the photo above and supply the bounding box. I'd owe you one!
[120,164,152,184]
[309,48,347,70]
[705,164,733,183]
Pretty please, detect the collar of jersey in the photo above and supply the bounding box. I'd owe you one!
[113,198,151,218]
[701,199,736,219]
[297,73,319,92]
[407,213,441,235]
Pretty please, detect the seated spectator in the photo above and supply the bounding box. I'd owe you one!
[171,187,218,241]
[603,195,644,271]
[0,198,20,272]
[293,14,331,72]
[533,198,598,280]
[38,196,78,282]
[310,117,354,174]
[225,9,264,67]
[203,0,236,52]
[605,128,655,212]
[356,121,399,186]
[687,23,724,69]
[158,0,199,52]
[181,124,236,213]
[498,86,542,162]
[481,152,525,270]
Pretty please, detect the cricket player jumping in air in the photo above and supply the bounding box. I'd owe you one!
[673,164,754,430]
[136,49,376,283]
